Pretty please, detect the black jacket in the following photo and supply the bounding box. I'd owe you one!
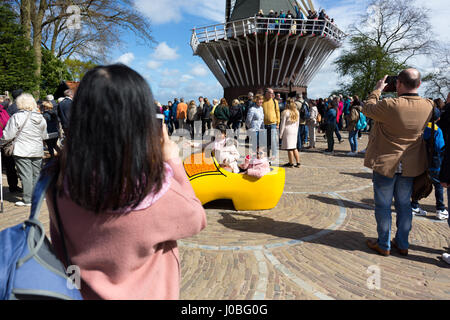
[58,98,72,130]
[202,103,213,120]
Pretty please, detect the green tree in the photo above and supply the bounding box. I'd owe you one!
[335,36,406,99]
[40,48,72,99]
[65,59,97,82]
[0,4,37,94]
[334,0,434,99]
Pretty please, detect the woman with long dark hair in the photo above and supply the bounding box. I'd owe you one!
[44,64,206,300]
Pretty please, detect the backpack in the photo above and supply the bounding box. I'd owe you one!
[300,101,310,121]
[0,171,83,300]
[356,112,367,130]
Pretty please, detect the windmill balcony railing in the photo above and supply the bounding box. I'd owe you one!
[191,16,346,53]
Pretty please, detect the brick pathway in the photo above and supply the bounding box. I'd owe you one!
[1,130,449,300]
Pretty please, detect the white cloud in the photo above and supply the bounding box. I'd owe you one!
[115,52,135,65]
[190,64,209,77]
[153,42,180,61]
[147,60,163,70]
[135,0,224,25]
[181,74,194,82]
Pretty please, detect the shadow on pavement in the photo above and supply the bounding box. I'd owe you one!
[216,211,449,268]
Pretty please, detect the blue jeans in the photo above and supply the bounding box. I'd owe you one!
[264,124,278,158]
[298,124,308,149]
[411,171,446,211]
[348,130,358,152]
[334,124,342,142]
[373,172,414,251]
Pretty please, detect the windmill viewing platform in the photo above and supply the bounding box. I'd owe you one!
[190,0,346,100]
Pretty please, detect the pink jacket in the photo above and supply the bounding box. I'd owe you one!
[241,155,270,178]
[48,159,206,300]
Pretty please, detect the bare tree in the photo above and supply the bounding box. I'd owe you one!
[423,45,450,100]
[9,0,154,91]
[352,0,436,65]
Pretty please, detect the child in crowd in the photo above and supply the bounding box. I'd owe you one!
[211,124,241,173]
[412,107,448,220]
[240,148,271,178]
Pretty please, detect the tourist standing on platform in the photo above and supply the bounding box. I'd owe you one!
[306,100,318,149]
[280,98,300,167]
[262,88,280,159]
[44,64,206,300]
[246,94,265,152]
[438,93,450,264]
[214,98,231,128]
[201,97,213,136]
[1,93,47,207]
[42,101,61,158]
[364,69,433,257]
[176,98,188,130]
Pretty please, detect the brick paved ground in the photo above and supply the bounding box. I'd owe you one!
[1,130,449,300]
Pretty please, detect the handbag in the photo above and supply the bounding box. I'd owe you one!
[412,110,435,201]
[3,112,31,156]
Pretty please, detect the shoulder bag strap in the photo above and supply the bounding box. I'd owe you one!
[52,185,72,267]
[11,111,31,144]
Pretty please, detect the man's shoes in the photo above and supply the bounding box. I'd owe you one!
[436,209,449,220]
[347,152,357,156]
[366,239,390,256]
[323,150,334,155]
[443,253,450,265]
[412,207,427,216]
[391,240,408,256]
[283,163,294,168]
[15,201,31,207]
[294,163,301,168]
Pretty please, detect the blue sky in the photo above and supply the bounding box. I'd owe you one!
[111,0,450,104]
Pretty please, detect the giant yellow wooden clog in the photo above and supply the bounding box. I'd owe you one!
[184,152,285,211]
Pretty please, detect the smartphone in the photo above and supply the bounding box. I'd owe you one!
[383,75,398,92]
[156,114,164,128]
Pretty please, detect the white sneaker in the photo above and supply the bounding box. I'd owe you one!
[436,209,449,220]
[443,253,450,265]
[412,207,427,216]
[360,149,366,154]
[15,201,31,207]
[347,152,357,156]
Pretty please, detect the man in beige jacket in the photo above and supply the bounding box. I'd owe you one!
[363,69,433,257]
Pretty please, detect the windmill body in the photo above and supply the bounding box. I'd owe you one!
[191,0,345,100]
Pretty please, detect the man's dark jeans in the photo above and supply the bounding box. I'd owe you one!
[264,124,278,158]
[326,123,335,151]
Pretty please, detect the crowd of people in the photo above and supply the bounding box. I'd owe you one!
[0,64,449,301]
[254,4,334,35]
[0,89,73,207]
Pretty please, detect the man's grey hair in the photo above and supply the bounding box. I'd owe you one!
[46,95,54,101]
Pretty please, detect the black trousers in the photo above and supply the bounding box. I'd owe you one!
[1,149,19,190]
